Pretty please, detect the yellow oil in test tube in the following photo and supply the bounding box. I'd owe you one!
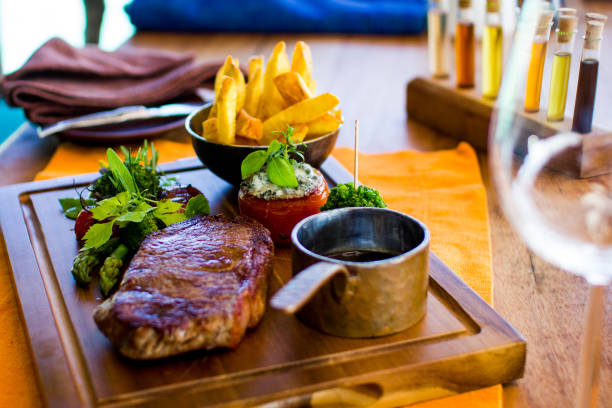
[546,14,577,121]
[482,0,503,99]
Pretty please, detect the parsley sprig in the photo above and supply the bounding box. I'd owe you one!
[240,125,306,187]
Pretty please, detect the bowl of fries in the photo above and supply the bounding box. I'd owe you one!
[186,41,343,186]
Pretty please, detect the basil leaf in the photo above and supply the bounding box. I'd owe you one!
[267,157,298,187]
[83,221,115,249]
[107,148,138,194]
[58,198,95,220]
[267,140,282,155]
[185,194,210,218]
[241,150,268,179]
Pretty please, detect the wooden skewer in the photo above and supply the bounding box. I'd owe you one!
[354,120,359,188]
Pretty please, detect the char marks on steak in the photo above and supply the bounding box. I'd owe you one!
[93,214,274,359]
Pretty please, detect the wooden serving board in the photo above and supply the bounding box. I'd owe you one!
[0,157,525,408]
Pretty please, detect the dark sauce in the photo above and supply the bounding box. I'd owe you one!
[324,249,401,263]
[572,59,599,134]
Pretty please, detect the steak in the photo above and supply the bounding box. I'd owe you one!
[93,214,274,359]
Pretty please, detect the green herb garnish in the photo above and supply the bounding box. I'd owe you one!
[241,125,306,188]
[81,148,209,249]
[90,140,168,201]
[321,182,386,211]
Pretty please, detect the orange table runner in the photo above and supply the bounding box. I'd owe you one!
[1,140,499,407]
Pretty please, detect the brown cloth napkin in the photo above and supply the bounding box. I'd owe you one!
[1,37,222,125]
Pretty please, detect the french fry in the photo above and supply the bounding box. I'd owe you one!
[291,41,314,92]
[290,123,309,142]
[213,57,231,97]
[306,109,343,136]
[212,56,246,113]
[202,117,218,141]
[236,109,263,141]
[273,72,312,106]
[308,79,317,94]
[248,56,263,80]
[262,92,340,143]
[216,76,237,145]
[258,41,290,120]
[244,66,263,117]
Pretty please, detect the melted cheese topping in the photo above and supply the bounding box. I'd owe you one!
[241,162,323,200]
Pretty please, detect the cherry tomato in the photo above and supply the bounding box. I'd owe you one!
[238,178,329,245]
[74,209,95,241]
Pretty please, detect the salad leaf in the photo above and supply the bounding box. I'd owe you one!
[185,194,211,218]
[115,206,154,223]
[153,199,187,226]
[106,148,138,195]
[83,221,115,249]
[59,197,95,219]
[90,192,130,221]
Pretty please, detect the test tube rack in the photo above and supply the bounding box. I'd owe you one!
[406,75,612,178]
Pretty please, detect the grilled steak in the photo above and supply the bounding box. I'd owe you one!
[93,214,274,359]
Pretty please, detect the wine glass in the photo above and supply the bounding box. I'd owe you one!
[489,1,611,407]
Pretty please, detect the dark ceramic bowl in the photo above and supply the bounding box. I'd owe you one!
[186,103,341,186]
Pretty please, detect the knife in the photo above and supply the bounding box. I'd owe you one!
[37,103,202,139]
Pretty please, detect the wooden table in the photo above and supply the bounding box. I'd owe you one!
[1,2,611,407]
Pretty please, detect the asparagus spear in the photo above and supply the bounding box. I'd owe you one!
[71,238,118,286]
[99,244,130,297]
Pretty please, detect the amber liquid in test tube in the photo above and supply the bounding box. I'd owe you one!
[428,0,450,77]
[524,10,553,112]
[455,0,475,88]
[546,14,577,121]
[573,20,605,133]
[482,0,503,99]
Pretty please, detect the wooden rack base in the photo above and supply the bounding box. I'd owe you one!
[406,76,612,178]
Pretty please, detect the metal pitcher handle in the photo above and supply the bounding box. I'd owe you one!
[270,262,350,314]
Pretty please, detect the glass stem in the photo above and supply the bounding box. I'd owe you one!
[575,284,606,408]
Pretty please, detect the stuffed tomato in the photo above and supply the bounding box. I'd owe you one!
[238,163,329,245]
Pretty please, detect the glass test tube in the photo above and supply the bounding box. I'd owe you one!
[428,0,451,78]
[482,0,503,99]
[572,20,605,133]
[524,10,554,112]
[546,14,577,121]
[455,0,475,88]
